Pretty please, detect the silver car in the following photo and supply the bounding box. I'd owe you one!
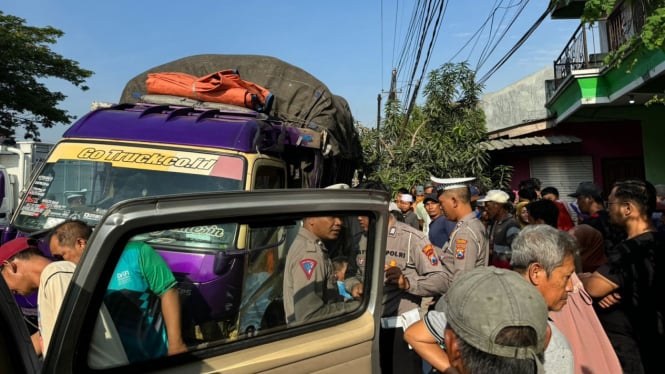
[0,189,389,373]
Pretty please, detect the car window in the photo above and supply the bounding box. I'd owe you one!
[83,211,375,369]
[253,163,285,189]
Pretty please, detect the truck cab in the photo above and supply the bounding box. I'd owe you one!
[8,100,356,343]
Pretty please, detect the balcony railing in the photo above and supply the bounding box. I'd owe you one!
[550,23,604,92]
[549,0,649,94]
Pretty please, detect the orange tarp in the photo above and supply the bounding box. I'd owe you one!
[146,69,273,112]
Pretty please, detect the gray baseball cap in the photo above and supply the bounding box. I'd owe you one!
[439,266,548,362]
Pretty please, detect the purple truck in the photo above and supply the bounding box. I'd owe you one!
[5,55,361,342]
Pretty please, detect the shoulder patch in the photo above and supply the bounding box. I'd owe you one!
[389,226,397,236]
[455,239,467,260]
[422,244,438,265]
[299,259,317,280]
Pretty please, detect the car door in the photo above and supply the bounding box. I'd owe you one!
[37,188,388,373]
[0,274,42,373]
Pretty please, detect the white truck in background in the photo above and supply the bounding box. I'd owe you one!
[0,140,54,225]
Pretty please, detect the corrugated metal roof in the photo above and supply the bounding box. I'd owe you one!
[480,135,581,151]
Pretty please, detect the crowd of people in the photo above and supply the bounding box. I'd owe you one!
[284,176,665,373]
[4,175,665,373]
[400,177,664,373]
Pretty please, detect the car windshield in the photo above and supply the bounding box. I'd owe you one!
[14,142,246,232]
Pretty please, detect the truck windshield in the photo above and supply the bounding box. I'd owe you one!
[14,141,246,233]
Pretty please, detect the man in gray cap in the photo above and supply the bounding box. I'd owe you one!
[405,266,549,373]
[511,225,575,373]
[406,224,575,373]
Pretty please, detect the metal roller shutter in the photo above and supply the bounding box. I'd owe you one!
[530,155,593,202]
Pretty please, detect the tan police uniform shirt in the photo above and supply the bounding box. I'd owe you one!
[354,231,368,278]
[439,211,489,292]
[383,220,447,317]
[283,227,359,324]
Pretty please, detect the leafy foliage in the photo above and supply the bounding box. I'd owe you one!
[0,11,93,140]
[581,0,618,20]
[357,62,512,192]
[642,5,665,50]
[582,0,665,68]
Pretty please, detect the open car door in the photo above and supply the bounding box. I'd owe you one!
[36,189,388,373]
[0,275,42,373]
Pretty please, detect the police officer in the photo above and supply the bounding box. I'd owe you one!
[435,178,489,293]
[283,215,362,325]
[380,210,447,374]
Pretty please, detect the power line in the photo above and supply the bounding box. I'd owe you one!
[402,0,448,126]
[477,3,553,86]
[476,0,530,71]
[398,0,431,106]
[472,0,508,65]
[420,0,448,79]
[448,0,525,66]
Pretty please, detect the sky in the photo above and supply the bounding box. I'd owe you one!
[3,0,580,144]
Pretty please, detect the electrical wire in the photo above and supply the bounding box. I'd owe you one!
[472,0,507,64]
[477,0,530,71]
[398,0,431,106]
[448,0,523,65]
[403,0,448,123]
[477,3,553,85]
[420,0,448,79]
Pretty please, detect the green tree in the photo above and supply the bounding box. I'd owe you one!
[0,11,93,140]
[358,62,512,191]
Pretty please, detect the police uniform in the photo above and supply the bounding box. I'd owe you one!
[351,230,367,278]
[440,211,489,292]
[380,220,447,374]
[283,227,359,324]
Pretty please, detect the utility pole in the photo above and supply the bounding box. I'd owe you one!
[388,68,397,101]
[377,68,400,152]
[376,93,382,151]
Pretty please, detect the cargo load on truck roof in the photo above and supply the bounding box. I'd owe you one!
[120,54,361,162]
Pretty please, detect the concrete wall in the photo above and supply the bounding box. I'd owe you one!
[481,66,553,132]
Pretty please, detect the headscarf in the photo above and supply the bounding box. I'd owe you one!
[515,201,530,228]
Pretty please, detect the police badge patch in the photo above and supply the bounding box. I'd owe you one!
[455,239,467,259]
[422,244,438,265]
[299,259,317,280]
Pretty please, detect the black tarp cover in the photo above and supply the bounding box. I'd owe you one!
[119,54,360,160]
